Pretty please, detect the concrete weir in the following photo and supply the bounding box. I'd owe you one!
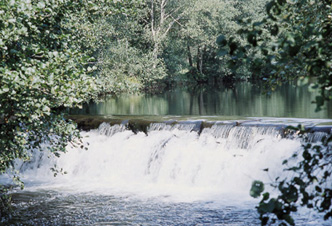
[67,115,332,139]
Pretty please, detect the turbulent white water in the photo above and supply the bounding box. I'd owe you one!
[3,121,332,225]
[11,122,303,203]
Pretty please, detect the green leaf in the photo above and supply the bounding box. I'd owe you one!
[289,45,301,56]
[293,177,304,186]
[315,96,324,106]
[315,186,322,193]
[247,33,257,47]
[229,42,238,55]
[277,0,286,5]
[282,185,298,202]
[250,180,265,198]
[37,1,45,9]
[253,21,264,27]
[266,1,276,20]
[284,214,295,226]
[217,50,228,57]
[216,35,227,47]
[262,192,270,201]
[0,87,10,94]
[270,24,279,36]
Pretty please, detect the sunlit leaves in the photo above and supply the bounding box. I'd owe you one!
[1,0,142,190]
[0,0,119,186]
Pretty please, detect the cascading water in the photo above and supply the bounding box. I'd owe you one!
[10,122,300,198]
[2,120,331,225]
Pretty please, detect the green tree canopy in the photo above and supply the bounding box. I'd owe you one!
[0,0,141,184]
[218,0,332,109]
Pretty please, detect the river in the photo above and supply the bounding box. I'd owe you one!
[1,83,332,225]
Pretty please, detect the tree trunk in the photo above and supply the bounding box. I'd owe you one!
[187,44,193,67]
[200,45,206,74]
[149,0,184,68]
[152,41,159,68]
[197,46,204,74]
[196,46,200,72]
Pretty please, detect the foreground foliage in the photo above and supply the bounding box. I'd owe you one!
[0,0,98,184]
[251,126,332,225]
[0,0,141,182]
[216,0,332,224]
[0,0,142,220]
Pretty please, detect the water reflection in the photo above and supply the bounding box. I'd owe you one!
[72,83,332,118]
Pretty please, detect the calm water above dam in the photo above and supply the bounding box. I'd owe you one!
[72,83,332,119]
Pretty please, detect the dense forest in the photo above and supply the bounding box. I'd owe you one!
[1,0,331,225]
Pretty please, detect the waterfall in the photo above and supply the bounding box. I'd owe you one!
[7,121,310,202]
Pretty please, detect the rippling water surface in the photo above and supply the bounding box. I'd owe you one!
[8,189,332,225]
[9,190,260,225]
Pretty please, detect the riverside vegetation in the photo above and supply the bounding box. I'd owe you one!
[0,0,331,225]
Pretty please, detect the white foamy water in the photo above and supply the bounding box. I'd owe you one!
[11,123,302,203]
[2,122,332,226]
